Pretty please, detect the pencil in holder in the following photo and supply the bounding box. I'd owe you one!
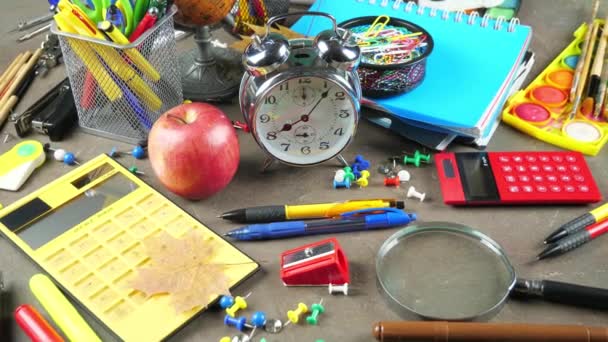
[51,6,183,145]
[339,16,434,98]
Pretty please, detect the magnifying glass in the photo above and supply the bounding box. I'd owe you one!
[376,222,608,321]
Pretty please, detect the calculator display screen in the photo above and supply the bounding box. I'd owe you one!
[4,173,137,249]
[455,153,500,202]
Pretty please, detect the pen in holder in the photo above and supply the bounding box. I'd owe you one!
[51,6,183,145]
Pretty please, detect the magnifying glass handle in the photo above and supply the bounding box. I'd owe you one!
[373,321,608,341]
[513,278,608,310]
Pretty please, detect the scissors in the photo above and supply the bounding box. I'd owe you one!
[70,0,104,23]
[102,0,134,36]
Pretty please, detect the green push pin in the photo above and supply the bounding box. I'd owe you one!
[306,301,325,325]
[403,150,431,167]
[343,166,355,182]
[315,340,325,342]
[128,166,145,176]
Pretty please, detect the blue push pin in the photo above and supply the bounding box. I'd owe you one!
[353,154,370,170]
[109,145,146,159]
[351,164,362,180]
[219,295,235,309]
[63,152,79,166]
[224,315,247,331]
[333,178,351,189]
[248,311,266,338]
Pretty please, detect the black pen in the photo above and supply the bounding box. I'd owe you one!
[512,278,608,310]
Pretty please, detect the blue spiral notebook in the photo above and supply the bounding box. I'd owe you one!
[291,0,533,139]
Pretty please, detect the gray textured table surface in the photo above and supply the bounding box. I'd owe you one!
[1,1,608,341]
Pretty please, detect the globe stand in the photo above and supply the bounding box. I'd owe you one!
[180,26,242,102]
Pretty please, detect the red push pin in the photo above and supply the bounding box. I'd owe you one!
[384,176,400,187]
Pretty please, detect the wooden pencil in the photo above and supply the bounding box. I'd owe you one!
[569,0,600,103]
[593,20,608,118]
[587,17,608,99]
[569,20,601,120]
[0,48,41,109]
[0,53,23,87]
[0,95,17,128]
[0,51,31,96]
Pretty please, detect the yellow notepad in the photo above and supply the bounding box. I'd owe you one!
[0,154,259,341]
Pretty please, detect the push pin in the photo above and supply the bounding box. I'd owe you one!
[248,311,266,338]
[226,296,248,317]
[334,169,346,182]
[286,302,308,325]
[407,186,426,202]
[333,178,351,189]
[224,315,247,331]
[220,292,252,310]
[329,283,349,295]
[397,170,410,182]
[384,176,400,187]
[128,166,145,176]
[343,167,355,182]
[44,144,80,166]
[109,145,146,159]
[306,300,325,325]
[351,164,361,179]
[355,170,370,188]
[403,150,431,167]
[220,337,231,342]
[353,154,370,170]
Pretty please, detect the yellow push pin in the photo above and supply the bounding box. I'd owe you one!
[286,302,308,325]
[355,170,371,188]
[226,296,248,317]
[220,337,231,342]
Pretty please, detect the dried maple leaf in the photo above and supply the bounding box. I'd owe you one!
[130,230,231,313]
[229,23,305,52]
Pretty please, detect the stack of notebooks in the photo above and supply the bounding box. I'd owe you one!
[291,0,534,149]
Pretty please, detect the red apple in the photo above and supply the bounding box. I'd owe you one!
[148,102,240,200]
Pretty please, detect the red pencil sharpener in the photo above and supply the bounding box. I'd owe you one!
[280,238,350,286]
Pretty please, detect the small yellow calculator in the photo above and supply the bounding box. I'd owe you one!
[0,155,259,341]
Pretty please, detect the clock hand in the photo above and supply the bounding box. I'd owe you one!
[275,88,331,133]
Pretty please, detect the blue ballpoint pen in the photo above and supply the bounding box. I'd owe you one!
[223,208,417,241]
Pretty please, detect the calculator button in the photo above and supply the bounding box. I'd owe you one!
[552,156,563,162]
[515,165,526,172]
[529,165,540,172]
[546,175,557,182]
[556,165,567,172]
[518,175,530,182]
[533,175,544,182]
[560,175,571,182]
[542,165,554,172]
[508,186,520,193]
[505,175,516,183]
[525,156,537,162]
[566,155,577,162]
[574,175,585,182]
[565,185,576,192]
[539,155,550,162]
[579,185,590,192]
[570,165,580,172]
[512,156,523,162]
[499,156,510,162]
[502,166,513,172]
[550,185,562,192]
[536,186,548,192]
[522,185,534,193]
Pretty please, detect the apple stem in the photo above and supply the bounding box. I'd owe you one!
[167,114,188,125]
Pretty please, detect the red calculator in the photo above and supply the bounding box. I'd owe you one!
[435,151,602,205]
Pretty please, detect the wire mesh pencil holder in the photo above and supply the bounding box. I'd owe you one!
[51,6,183,145]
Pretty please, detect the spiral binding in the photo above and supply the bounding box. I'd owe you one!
[356,0,521,32]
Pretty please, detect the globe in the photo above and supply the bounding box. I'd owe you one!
[173,0,237,27]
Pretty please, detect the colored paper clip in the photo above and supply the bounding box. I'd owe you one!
[98,20,161,81]
[363,15,390,38]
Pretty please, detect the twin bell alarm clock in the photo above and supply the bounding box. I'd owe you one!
[239,12,362,168]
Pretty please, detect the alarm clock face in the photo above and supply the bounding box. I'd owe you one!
[253,76,357,165]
